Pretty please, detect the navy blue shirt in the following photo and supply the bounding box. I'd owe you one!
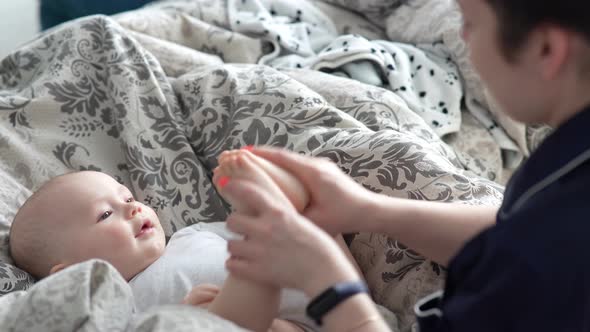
[40,0,154,30]
[416,106,590,331]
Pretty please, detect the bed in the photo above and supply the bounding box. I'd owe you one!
[0,0,551,331]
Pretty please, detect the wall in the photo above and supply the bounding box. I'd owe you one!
[0,0,40,58]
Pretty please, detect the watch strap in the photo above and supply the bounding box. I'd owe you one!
[306,280,369,325]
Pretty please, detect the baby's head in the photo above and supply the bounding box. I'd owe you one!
[9,171,166,281]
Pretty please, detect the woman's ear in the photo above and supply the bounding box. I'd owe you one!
[49,263,68,275]
[538,24,571,80]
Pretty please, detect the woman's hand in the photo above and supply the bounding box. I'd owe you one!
[250,146,378,235]
[182,284,220,308]
[222,179,361,298]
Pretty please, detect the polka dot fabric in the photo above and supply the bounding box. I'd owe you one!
[229,0,463,138]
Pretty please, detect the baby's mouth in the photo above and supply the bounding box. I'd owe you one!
[135,219,154,238]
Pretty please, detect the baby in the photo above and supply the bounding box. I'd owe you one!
[8,148,356,332]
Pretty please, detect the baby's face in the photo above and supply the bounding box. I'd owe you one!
[45,172,166,280]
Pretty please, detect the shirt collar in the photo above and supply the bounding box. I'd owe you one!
[502,105,590,212]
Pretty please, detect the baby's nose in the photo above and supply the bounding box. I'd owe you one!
[131,205,142,217]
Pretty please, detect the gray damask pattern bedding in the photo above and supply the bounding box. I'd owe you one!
[0,0,532,331]
[0,259,247,332]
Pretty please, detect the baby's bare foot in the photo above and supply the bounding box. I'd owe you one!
[214,149,309,213]
[214,150,292,214]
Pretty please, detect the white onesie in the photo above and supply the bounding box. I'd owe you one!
[129,222,316,330]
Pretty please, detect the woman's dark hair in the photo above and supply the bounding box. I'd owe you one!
[485,1,590,61]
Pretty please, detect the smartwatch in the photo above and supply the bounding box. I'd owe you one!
[306,280,369,325]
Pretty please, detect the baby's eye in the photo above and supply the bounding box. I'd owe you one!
[125,197,134,203]
[99,211,112,222]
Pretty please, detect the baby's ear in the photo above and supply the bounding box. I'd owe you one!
[49,263,68,275]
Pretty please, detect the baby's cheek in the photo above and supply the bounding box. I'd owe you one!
[104,225,133,247]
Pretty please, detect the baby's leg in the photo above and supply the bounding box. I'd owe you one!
[209,150,298,332]
[216,149,309,213]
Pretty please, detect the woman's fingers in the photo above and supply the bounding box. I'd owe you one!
[250,147,320,186]
[221,179,277,216]
[227,238,263,260]
[225,256,266,285]
[225,213,268,239]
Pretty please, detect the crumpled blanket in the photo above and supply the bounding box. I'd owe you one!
[114,0,528,180]
[0,259,247,331]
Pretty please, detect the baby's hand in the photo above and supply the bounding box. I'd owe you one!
[182,284,220,308]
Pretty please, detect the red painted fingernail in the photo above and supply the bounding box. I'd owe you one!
[242,145,254,151]
[218,176,230,189]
